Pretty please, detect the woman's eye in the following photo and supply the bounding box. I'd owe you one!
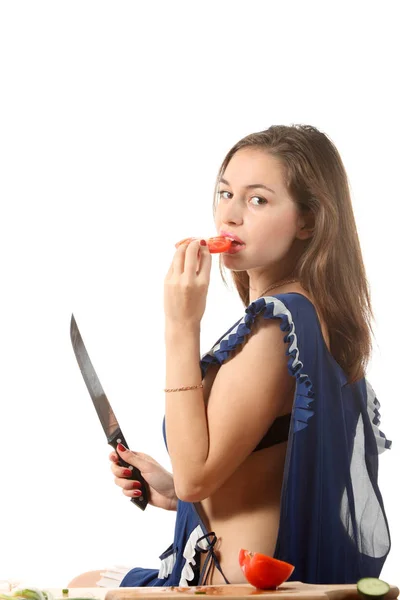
[218,190,232,200]
[249,196,267,206]
[217,191,267,206]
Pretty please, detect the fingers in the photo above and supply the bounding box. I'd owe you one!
[109,447,143,498]
[110,445,138,474]
[170,239,211,277]
[116,443,138,463]
[172,240,191,274]
[115,472,142,493]
[122,486,143,499]
[111,465,142,491]
[109,461,143,496]
[109,451,118,463]
[118,475,143,498]
[183,239,202,275]
[199,240,212,281]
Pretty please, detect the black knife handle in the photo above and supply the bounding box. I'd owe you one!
[108,428,149,511]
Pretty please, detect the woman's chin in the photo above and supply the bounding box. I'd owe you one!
[221,253,247,270]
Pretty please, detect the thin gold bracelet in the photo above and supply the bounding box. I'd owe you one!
[164,383,204,393]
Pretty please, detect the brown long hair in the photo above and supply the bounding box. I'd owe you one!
[213,124,373,384]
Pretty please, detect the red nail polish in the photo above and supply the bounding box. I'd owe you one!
[117,443,126,452]
[123,468,132,476]
[133,490,142,496]
[200,239,207,246]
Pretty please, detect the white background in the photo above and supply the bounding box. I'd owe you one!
[0,0,398,589]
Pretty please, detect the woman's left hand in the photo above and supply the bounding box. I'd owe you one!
[164,239,211,327]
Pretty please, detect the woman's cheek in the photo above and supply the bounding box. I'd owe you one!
[272,210,299,242]
[263,223,298,259]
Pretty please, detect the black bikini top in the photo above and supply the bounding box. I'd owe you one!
[162,412,291,456]
[252,413,291,452]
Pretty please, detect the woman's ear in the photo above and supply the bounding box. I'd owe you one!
[296,210,314,240]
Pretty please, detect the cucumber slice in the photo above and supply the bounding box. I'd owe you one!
[357,577,390,599]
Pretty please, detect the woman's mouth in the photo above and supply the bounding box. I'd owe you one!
[220,231,246,253]
[224,240,246,254]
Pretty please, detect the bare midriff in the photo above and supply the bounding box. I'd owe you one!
[196,440,287,584]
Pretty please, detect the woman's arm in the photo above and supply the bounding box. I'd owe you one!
[168,487,178,511]
[163,239,293,503]
[163,239,212,501]
[164,322,209,501]
[165,317,294,503]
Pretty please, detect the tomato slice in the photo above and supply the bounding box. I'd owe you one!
[238,548,294,590]
[174,236,232,253]
[206,236,232,253]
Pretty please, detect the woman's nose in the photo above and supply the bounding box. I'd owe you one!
[219,196,244,226]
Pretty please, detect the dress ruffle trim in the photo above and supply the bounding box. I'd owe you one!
[178,524,209,586]
[200,296,315,434]
[365,379,392,452]
[157,543,177,579]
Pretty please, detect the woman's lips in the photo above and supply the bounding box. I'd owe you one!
[218,232,245,254]
[220,230,245,244]
[224,242,246,254]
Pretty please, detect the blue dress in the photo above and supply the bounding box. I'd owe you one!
[120,292,391,587]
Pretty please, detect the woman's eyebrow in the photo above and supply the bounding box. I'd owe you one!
[219,177,276,194]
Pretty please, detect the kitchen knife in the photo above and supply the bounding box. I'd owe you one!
[70,314,149,511]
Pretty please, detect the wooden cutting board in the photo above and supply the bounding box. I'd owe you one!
[106,581,399,600]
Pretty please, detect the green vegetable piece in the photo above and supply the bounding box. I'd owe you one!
[357,578,390,599]
[16,590,40,600]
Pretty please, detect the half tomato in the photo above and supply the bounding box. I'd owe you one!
[238,548,294,590]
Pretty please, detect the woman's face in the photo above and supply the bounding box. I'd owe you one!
[214,147,306,274]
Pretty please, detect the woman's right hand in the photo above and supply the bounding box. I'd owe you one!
[109,445,178,511]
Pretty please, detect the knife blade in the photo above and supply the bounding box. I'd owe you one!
[70,314,149,511]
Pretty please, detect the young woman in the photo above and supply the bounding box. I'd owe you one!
[69,124,391,588]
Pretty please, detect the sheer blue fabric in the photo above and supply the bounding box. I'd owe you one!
[120,292,391,587]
